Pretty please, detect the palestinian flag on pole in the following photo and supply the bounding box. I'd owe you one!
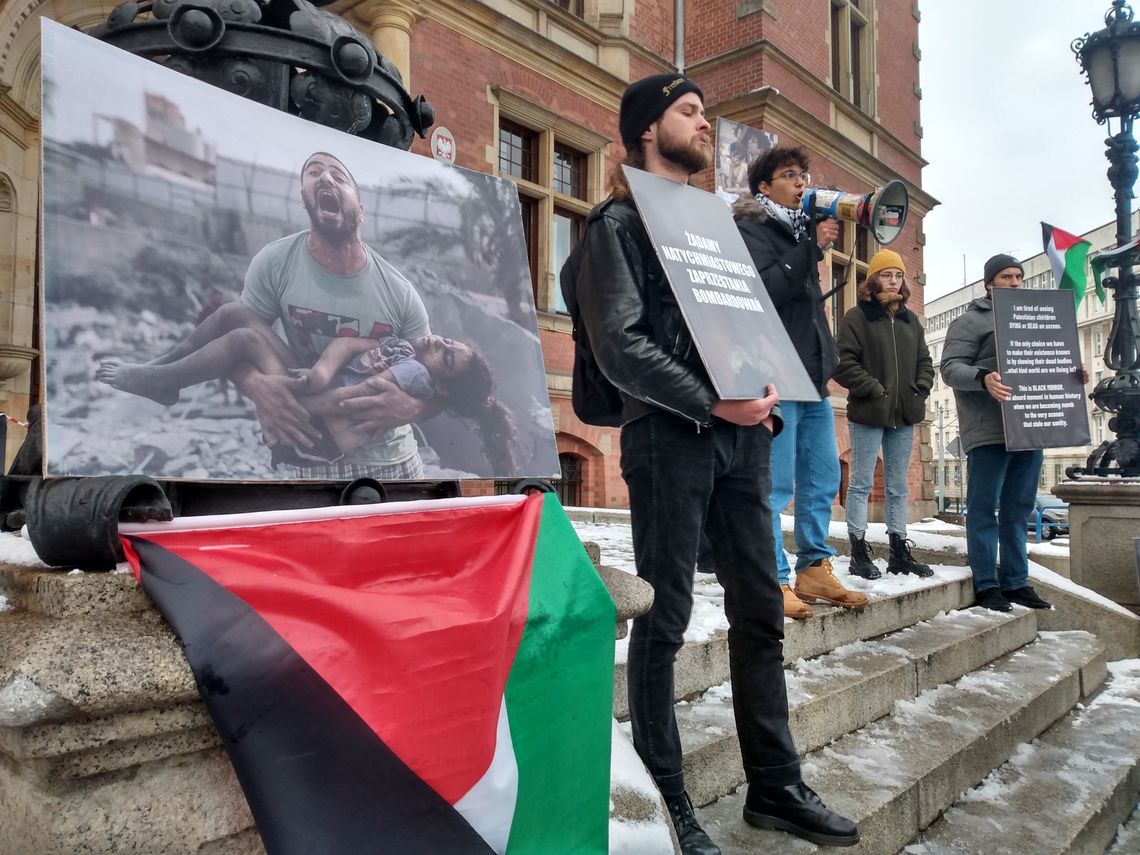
[1042,221,1095,307]
[121,492,615,855]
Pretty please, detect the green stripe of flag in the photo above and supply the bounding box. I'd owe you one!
[1042,221,1093,306]
[504,494,615,854]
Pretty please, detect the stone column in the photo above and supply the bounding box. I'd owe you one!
[357,0,419,88]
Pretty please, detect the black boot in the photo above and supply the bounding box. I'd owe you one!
[975,588,1012,612]
[664,792,721,855]
[1003,585,1052,609]
[744,782,859,847]
[847,533,881,580]
[886,532,934,577]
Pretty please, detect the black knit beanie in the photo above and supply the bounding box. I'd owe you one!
[983,253,1023,284]
[619,74,704,148]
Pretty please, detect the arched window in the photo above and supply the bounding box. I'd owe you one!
[553,453,583,508]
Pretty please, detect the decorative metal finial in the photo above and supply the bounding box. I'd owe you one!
[90,0,434,150]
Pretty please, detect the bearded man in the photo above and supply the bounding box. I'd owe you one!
[235,151,433,479]
[561,75,858,854]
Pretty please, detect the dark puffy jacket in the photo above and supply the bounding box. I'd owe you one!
[568,195,781,432]
[732,197,838,395]
[940,296,1005,453]
[835,299,934,427]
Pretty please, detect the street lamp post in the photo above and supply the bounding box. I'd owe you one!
[1072,0,1140,477]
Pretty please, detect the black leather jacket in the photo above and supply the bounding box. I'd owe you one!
[569,195,781,432]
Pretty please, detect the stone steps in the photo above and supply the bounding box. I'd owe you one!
[694,630,1106,855]
[903,660,1140,855]
[613,570,974,720]
[676,606,1039,809]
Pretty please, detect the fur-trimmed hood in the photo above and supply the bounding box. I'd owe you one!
[731,195,768,224]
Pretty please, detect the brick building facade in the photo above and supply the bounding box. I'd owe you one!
[0,0,936,517]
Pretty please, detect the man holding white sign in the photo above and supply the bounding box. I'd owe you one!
[941,254,1088,612]
[562,73,858,852]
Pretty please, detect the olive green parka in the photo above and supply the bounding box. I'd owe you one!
[835,299,934,427]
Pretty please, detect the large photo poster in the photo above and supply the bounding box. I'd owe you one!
[714,117,776,204]
[40,22,559,482]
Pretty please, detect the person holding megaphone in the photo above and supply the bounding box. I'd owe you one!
[733,146,868,620]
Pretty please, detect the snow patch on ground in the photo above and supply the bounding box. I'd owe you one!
[810,741,908,790]
[0,531,50,568]
[1028,560,1137,619]
[0,593,11,613]
[1108,805,1140,854]
[609,718,675,855]
[607,819,673,855]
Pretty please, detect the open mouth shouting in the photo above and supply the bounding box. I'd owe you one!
[317,188,341,215]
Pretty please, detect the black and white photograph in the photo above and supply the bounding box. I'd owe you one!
[40,22,559,482]
[714,117,776,204]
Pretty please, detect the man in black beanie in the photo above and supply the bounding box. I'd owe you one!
[560,75,859,853]
[941,253,1077,612]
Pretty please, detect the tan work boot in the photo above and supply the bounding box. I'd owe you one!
[794,559,868,610]
[781,584,814,620]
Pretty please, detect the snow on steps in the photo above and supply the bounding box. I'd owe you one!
[677,607,1039,808]
[904,659,1140,855]
[613,570,975,720]
[695,630,1106,855]
[1107,801,1140,855]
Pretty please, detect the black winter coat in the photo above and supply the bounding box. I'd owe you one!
[732,197,838,395]
[835,299,934,427]
[568,195,782,432]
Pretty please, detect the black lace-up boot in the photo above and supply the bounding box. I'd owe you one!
[744,781,860,846]
[886,532,934,577]
[847,533,881,579]
[664,792,721,855]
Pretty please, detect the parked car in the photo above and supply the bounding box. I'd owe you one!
[1028,495,1069,540]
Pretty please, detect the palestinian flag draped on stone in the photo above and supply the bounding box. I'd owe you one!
[121,493,615,855]
[1041,221,1095,306]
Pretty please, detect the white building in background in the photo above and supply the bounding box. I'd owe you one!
[925,215,1136,511]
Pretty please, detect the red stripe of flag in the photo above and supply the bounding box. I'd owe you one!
[123,495,543,806]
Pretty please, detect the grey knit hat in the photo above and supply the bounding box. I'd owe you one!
[983,253,1023,284]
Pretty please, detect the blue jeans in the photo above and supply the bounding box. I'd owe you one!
[965,443,1044,593]
[845,422,915,538]
[621,413,800,797]
[769,399,841,584]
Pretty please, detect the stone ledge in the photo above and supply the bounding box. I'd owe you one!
[0,746,255,855]
[0,563,151,618]
[0,611,196,727]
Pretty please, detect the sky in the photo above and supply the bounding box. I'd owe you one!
[920,1,1116,300]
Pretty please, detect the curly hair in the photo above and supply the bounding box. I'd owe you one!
[747,146,810,196]
[858,271,911,306]
[433,347,519,474]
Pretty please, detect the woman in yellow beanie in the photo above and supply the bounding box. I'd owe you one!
[835,249,935,579]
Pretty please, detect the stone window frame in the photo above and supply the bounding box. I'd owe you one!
[830,0,876,116]
[490,87,609,315]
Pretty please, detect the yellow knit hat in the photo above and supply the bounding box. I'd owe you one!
[866,249,905,281]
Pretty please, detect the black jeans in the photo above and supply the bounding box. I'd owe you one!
[621,412,800,798]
